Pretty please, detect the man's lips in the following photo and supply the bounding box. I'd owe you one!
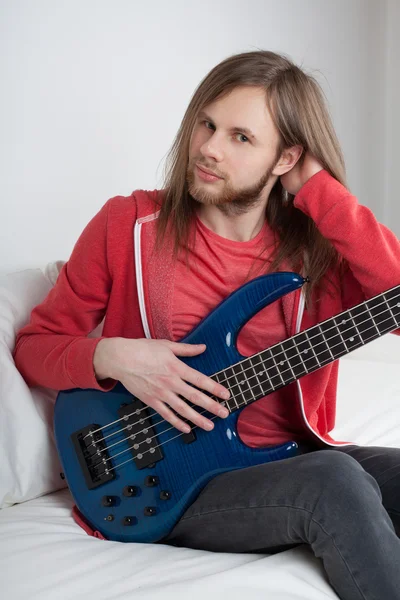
[196,164,223,179]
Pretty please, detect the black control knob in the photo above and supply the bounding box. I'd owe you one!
[160,490,171,500]
[144,475,159,487]
[102,495,117,507]
[123,485,139,497]
[122,516,137,526]
[144,506,157,516]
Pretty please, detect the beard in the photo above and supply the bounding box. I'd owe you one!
[186,158,277,216]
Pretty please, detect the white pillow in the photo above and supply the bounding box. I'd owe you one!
[0,263,67,507]
[0,261,106,508]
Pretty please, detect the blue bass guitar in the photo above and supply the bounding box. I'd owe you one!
[54,271,400,543]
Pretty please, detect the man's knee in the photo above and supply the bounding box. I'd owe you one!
[297,449,382,507]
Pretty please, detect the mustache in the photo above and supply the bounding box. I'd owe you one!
[193,159,223,177]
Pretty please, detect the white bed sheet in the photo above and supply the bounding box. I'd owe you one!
[0,488,338,600]
[2,342,400,600]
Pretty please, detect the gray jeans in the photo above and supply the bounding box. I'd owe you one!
[160,444,400,600]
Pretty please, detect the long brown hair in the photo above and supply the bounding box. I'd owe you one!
[154,50,348,310]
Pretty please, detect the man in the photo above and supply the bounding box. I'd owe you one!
[13,50,400,600]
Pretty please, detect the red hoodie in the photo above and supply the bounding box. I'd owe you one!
[12,170,400,447]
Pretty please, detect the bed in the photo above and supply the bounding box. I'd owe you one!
[1,263,399,600]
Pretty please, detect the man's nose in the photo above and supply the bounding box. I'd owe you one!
[199,134,224,162]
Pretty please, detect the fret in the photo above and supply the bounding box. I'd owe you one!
[280,337,308,378]
[335,314,362,352]
[213,372,230,413]
[381,288,400,331]
[348,315,364,344]
[250,353,275,395]
[231,362,254,407]
[352,320,364,342]
[301,326,333,366]
[222,366,241,409]
[214,370,237,412]
[268,347,286,385]
[268,344,297,385]
[246,357,264,397]
[332,317,349,352]
[304,331,321,366]
[275,343,297,380]
[318,319,347,359]
[366,294,397,335]
[349,303,378,343]
[344,309,365,347]
[295,331,319,372]
[317,325,335,362]
[262,347,288,389]
[364,305,381,337]
[214,372,223,387]
[332,313,358,353]
[239,360,257,403]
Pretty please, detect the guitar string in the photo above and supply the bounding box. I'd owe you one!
[102,318,400,475]
[87,308,400,471]
[85,296,397,466]
[85,291,400,445]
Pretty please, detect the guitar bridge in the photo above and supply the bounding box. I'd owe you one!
[71,424,115,490]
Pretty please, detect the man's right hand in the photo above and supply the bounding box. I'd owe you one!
[93,337,231,433]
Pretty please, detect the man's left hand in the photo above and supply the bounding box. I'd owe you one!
[280,151,324,196]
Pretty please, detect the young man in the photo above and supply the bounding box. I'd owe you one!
[13,50,400,600]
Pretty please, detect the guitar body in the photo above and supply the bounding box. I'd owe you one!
[53,272,307,543]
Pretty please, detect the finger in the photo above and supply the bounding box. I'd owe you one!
[162,341,207,355]
[180,381,230,418]
[177,363,231,401]
[162,391,215,431]
[149,398,191,434]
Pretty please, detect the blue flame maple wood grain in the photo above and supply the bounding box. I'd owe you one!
[54,272,305,543]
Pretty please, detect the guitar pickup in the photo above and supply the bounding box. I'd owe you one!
[118,400,163,469]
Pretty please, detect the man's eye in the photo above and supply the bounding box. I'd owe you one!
[202,121,248,143]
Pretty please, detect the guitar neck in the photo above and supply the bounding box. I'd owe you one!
[212,284,400,412]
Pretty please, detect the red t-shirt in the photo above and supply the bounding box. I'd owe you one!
[172,214,308,447]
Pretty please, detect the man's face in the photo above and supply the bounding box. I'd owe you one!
[187,86,282,215]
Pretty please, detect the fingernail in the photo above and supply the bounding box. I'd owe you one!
[219,408,229,417]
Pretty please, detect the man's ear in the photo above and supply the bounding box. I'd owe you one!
[272,145,304,176]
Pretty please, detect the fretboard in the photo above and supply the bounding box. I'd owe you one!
[213,284,400,413]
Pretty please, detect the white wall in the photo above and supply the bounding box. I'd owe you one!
[0,0,396,274]
[384,0,400,226]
